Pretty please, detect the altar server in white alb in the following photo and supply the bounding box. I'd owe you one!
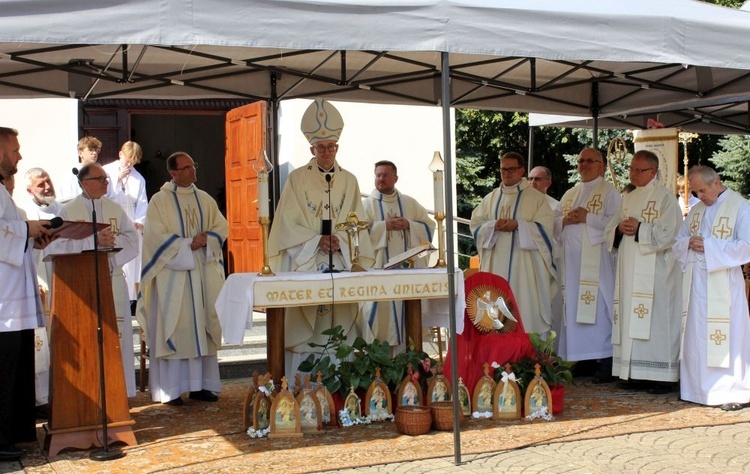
[673,165,750,411]
[137,152,228,406]
[554,148,620,374]
[362,160,435,347]
[104,141,148,301]
[604,150,683,393]
[470,151,556,335]
[57,136,102,204]
[45,163,140,397]
[268,99,375,375]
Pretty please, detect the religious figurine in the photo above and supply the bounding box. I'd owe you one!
[335,211,371,272]
[426,362,451,406]
[493,363,521,420]
[457,377,471,416]
[523,363,553,419]
[269,376,303,438]
[312,370,336,426]
[364,368,392,419]
[472,362,497,416]
[295,374,322,434]
[396,363,423,407]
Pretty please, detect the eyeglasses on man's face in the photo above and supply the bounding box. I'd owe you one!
[175,162,198,171]
[629,166,655,174]
[577,158,602,165]
[500,166,522,173]
[83,176,109,183]
[314,144,338,153]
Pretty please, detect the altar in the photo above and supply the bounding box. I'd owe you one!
[215,268,465,379]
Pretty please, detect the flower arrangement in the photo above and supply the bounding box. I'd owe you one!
[499,331,574,390]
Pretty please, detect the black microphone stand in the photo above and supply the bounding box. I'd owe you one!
[322,173,339,274]
[88,195,124,461]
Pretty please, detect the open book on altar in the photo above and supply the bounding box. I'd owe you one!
[49,221,110,240]
[384,243,437,270]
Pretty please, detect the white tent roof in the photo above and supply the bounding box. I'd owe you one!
[1,0,750,130]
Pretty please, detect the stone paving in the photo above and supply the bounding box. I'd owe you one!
[326,419,750,474]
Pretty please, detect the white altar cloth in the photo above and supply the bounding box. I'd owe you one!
[215,268,466,345]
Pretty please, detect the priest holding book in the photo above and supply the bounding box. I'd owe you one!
[363,160,435,350]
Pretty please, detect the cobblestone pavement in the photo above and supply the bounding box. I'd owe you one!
[324,421,750,474]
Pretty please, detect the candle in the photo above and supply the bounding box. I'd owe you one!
[258,171,269,218]
[433,170,444,214]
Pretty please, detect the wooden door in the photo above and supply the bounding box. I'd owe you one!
[225,101,266,275]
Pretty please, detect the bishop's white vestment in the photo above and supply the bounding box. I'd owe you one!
[362,188,435,346]
[46,195,139,397]
[605,178,683,382]
[470,179,556,334]
[268,160,375,376]
[554,177,621,361]
[673,188,750,406]
[136,181,228,403]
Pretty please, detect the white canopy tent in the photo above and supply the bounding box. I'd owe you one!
[4,0,750,462]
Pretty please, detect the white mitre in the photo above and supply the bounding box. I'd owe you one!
[300,99,344,144]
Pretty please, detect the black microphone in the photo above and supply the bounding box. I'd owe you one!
[43,216,64,229]
[322,173,339,273]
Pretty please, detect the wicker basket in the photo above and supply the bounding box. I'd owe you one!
[395,405,432,435]
[431,402,465,431]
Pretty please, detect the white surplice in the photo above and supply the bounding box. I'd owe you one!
[104,161,148,300]
[470,179,556,334]
[673,188,750,406]
[605,178,683,382]
[362,188,435,347]
[46,195,139,397]
[554,177,621,361]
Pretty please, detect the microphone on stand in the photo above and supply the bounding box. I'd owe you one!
[82,180,123,461]
[322,173,339,274]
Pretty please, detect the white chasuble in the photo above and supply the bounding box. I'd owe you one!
[471,179,556,334]
[362,189,435,347]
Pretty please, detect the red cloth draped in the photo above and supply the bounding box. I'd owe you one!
[444,272,534,395]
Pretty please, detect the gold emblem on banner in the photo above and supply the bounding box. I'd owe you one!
[466,284,519,333]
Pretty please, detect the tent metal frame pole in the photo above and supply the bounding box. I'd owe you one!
[442,51,462,466]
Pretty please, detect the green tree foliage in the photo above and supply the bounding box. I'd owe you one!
[710,135,750,197]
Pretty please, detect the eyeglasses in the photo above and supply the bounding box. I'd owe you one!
[175,162,198,171]
[314,144,338,153]
[500,167,522,173]
[629,166,655,174]
[577,158,603,164]
[83,176,109,183]
[528,176,548,181]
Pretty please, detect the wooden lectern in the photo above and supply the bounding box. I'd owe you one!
[43,252,136,456]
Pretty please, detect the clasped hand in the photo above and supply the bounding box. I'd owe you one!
[190,232,208,250]
[386,217,410,231]
[494,218,518,232]
[618,216,639,237]
[688,235,704,253]
[563,207,588,226]
[319,234,340,255]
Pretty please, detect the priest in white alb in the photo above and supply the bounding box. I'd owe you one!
[268,99,375,376]
[554,148,620,378]
[362,159,435,348]
[673,165,750,411]
[45,163,140,397]
[604,150,683,393]
[470,151,556,335]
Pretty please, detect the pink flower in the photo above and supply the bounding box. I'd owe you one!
[412,372,420,384]
[421,358,431,373]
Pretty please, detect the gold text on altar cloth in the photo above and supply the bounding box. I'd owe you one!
[262,280,450,305]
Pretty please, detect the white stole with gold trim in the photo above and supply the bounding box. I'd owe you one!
[559,178,611,324]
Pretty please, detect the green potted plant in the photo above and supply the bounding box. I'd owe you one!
[298,325,434,398]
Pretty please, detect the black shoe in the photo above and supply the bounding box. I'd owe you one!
[617,380,650,391]
[35,403,50,420]
[189,390,219,402]
[720,402,750,411]
[591,372,614,384]
[164,397,184,406]
[646,383,674,395]
[0,445,24,461]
